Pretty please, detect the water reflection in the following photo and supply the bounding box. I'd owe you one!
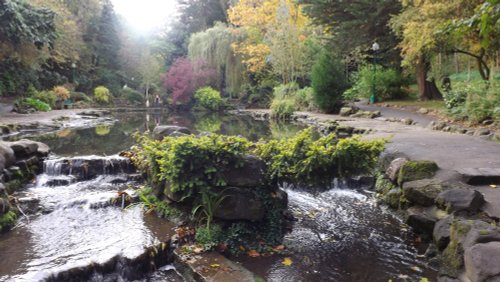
[33,110,305,156]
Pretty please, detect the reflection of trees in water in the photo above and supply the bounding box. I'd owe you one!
[33,112,307,156]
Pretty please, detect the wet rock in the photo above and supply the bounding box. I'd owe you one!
[431,121,447,131]
[0,198,10,215]
[397,160,439,186]
[424,243,438,257]
[214,187,265,221]
[220,155,267,188]
[434,215,454,251]
[406,206,445,239]
[378,151,409,172]
[0,142,16,171]
[34,141,51,157]
[464,242,500,282]
[0,183,7,198]
[153,125,192,140]
[17,197,41,214]
[7,139,39,158]
[44,156,135,180]
[78,110,110,117]
[436,188,484,213]
[45,177,74,186]
[386,157,408,183]
[403,179,443,206]
[474,128,490,136]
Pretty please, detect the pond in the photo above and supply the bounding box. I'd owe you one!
[0,109,437,281]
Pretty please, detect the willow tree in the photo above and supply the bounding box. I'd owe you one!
[188,23,247,98]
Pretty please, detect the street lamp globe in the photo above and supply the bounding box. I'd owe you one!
[370,42,380,104]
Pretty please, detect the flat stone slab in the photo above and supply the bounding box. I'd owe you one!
[458,168,500,185]
[174,250,257,282]
[472,185,500,219]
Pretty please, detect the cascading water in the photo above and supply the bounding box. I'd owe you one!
[0,156,181,282]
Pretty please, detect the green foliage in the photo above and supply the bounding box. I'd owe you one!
[0,211,17,233]
[344,65,409,101]
[194,86,223,111]
[137,186,183,218]
[270,84,316,119]
[254,128,386,185]
[135,134,252,199]
[195,224,223,250]
[93,86,111,104]
[445,80,500,123]
[192,187,229,230]
[32,89,57,108]
[18,97,51,112]
[70,92,92,103]
[311,51,350,113]
[122,88,144,104]
[194,113,222,132]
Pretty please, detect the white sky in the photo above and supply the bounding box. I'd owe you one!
[111,0,178,34]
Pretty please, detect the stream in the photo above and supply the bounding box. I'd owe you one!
[0,110,437,281]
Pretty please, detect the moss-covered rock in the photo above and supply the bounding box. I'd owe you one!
[0,211,17,233]
[402,179,443,206]
[383,188,401,209]
[375,174,396,194]
[397,160,439,186]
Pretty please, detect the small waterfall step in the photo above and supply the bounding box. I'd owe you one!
[43,155,135,180]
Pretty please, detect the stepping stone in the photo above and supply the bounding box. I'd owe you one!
[458,168,500,185]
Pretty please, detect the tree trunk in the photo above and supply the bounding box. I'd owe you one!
[416,55,443,100]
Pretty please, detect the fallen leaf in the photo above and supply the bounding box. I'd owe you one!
[239,245,246,251]
[410,266,422,272]
[192,246,204,253]
[247,250,260,257]
[282,257,293,266]
[210,264,220,268]
[273,245,285,251]
[397,274,409,279]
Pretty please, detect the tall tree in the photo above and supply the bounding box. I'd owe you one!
[298,0,402,67]
[390,0,489,100]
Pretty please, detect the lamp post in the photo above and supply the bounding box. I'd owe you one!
[370,42,380,104]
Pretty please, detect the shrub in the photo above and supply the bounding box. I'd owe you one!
[295,86,316,111]
[70,92,92,102]
[53,86,70,100]
[194,86,223,111]
[32,90,57,108]
[19,97,51,112]
[445,80,500,123]
[311,51,350,113]
[254,128,386,185]
[122,88,144,104]
[94,86,111,104]
[195,224,223,250]
[343,65,408,102]
[270,97,296,120]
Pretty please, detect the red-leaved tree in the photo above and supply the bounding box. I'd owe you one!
[162,57,216,106]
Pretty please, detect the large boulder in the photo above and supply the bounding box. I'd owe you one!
[386,157,408,183]
[406,206,446,239]
[214,187,266,221]
[403,179,443,206]
[220,155,267,188]
[436,188,484,213]
[7,139,39,158]
[397,160,438,186]
[34,141,51,157]
[153,125,192,140]
[0,142,16,171]
[464,242,500,282]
